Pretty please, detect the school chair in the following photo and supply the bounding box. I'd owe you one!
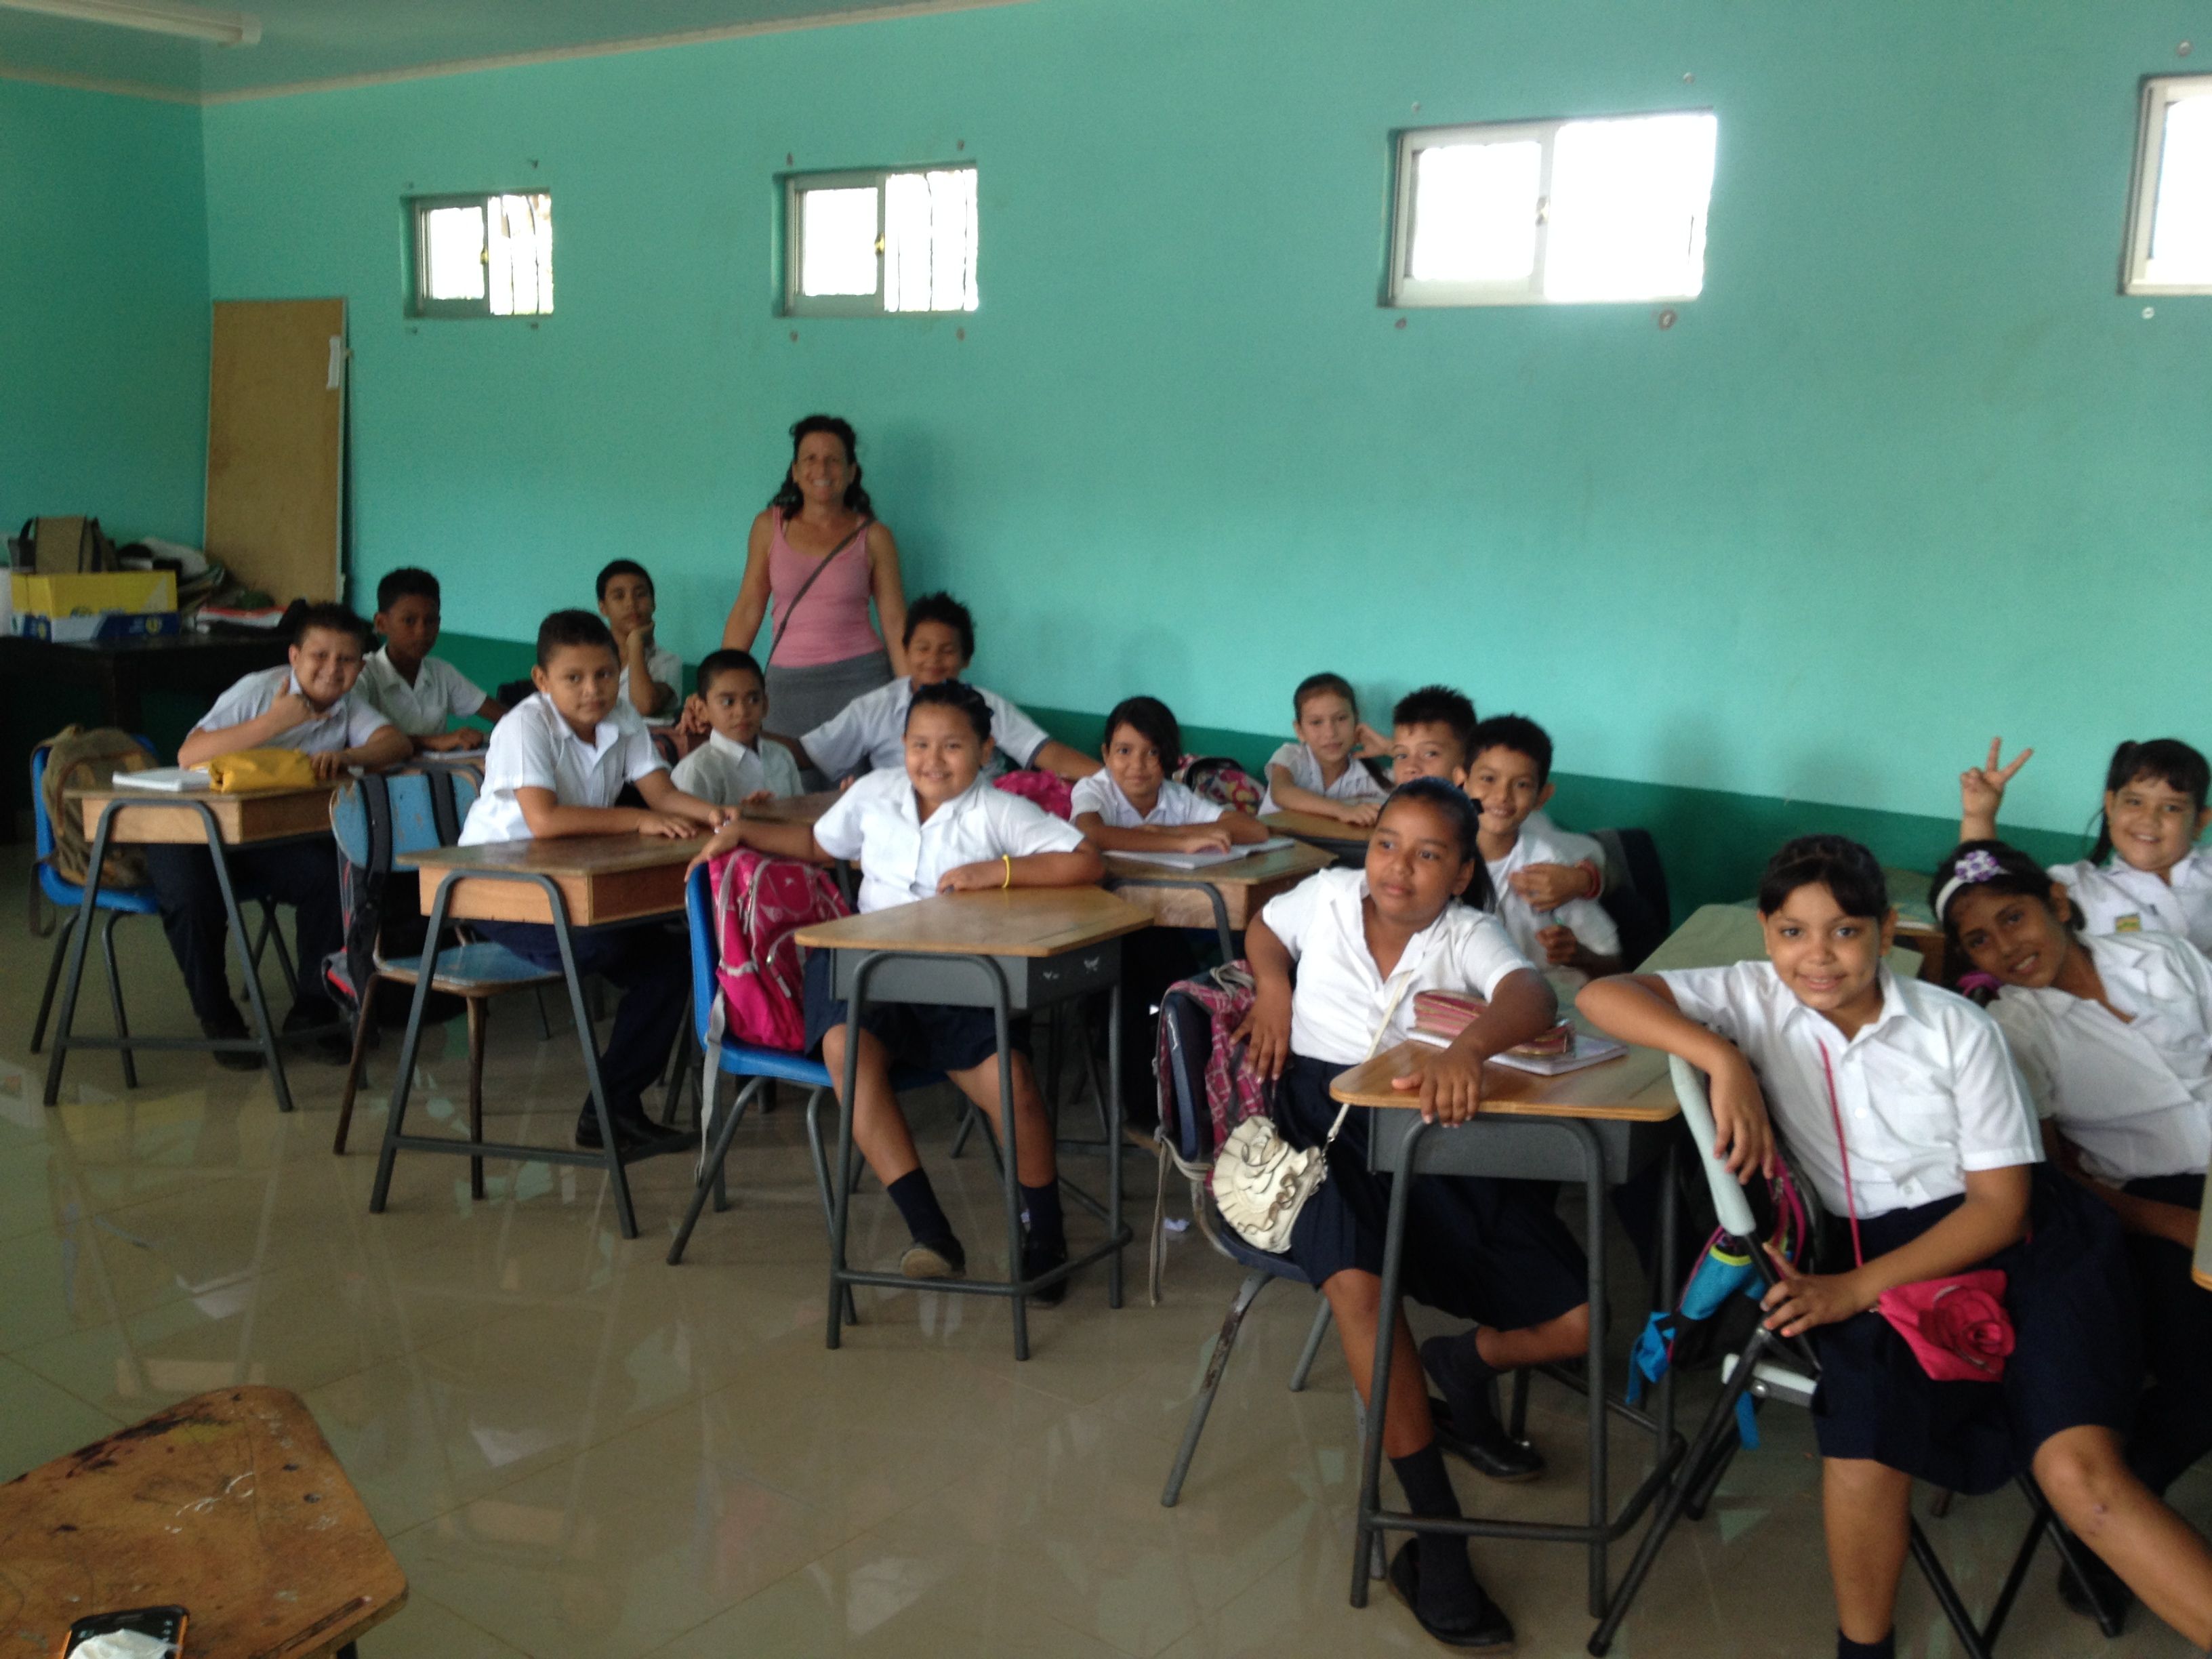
[327,773,564,1197]
[665,863,945,1273]
[1151,975,1335,1507]
[1586,1057,2125,1659]
[1591,826,1671,972]
[28,737,293,1088]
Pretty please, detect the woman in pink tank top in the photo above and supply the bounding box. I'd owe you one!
[720,415,909,745]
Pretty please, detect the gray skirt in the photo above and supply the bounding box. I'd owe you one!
[765,647,893,782]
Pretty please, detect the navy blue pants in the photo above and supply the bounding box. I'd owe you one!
[474,919,689,1122]
[2121,1172,2212,1496]
[145,838,342,1025]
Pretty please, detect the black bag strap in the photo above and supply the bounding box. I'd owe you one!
[426,768,462,846]
[360,771,395,876]
[766,516,870,668]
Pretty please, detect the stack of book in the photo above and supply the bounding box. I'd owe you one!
[1406,989,1624,1075]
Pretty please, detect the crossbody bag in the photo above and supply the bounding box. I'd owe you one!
[766,516,871,668]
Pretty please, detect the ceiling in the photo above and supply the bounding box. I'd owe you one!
[0,0,1019,100]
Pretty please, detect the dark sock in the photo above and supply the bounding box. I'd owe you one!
[1391,1443,1485,1623]
[1837,1633,1894,1659]
[887,1169,953,1246]
[1021,1181,1066,1254]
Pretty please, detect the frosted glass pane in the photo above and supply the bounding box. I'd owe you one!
[487,192,553,316]
[1408,140,1541,283]
[423,204,486,302]
[885,168,979,313]
[799,187,880,297]
[2146,91,2212,285]
[1544,112,1717,302]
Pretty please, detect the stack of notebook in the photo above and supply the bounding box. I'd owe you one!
[1406,990,1626,1075]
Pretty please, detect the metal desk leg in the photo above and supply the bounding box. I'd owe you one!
[993,968,1027,1361]
[1351,1113,1424,1608]
[1581,1131,1610,1618]
[1107,979,1124,1309]
[40,804,112,1105]
[371,876,457,1219]
[198,802,293,1113]
[542,885,639,1240]
[1107,876,1235,966]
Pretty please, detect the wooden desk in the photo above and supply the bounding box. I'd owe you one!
[1328,1038,1675,1121]
[374,834,706,1241]
[1647,902,1923,981]
[44,784,339,1114]
[0,1387,405,1659]
[1105,839,1334,956]
[405,833,698,926]
[1261,809,1372,863]
[2195,1158,2212,1292]
[745,789,840,825]
[796,888,1153,1358]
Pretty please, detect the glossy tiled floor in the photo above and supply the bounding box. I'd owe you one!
[3,842,2205,1657]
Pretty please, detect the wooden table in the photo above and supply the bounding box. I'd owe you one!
[795,888,1154,1359]
[44,784,339,1113]
[1261,809,1372,863]
[0,1386,405,1659]
[744,789,840,825]
[1105,839,1334,957]
[2195,1155,2212,1292]
[372,834,708,1240]
[1331,1033,1683,1620]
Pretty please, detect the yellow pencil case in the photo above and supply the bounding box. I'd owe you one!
[203,748,318,792]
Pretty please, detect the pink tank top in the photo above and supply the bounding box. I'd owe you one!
[766,510,884,667]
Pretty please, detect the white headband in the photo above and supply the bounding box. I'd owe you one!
[1933,851,2007,923]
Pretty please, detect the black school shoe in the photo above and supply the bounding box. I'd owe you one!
[200,1013,264,1071]
[1387,1541,1517,1652]
[282,1002,355,1065]
[2057,1553,2133,1629]
[1420,1336,1544,1483]
[573,1109,688,1155]
[1021,1237,1070,1307]
[900,1235,967,1279]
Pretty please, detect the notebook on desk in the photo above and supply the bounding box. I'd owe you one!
[114,767,211,792]
[1111,835,1296,872]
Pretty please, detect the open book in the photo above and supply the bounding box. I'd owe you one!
[1407,1026,1628,1076]
[1111,835,1296,872]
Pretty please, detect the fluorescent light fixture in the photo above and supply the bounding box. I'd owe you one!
[0,0,260,45]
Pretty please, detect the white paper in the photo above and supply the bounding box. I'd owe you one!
[1112,836,1295,872]
[115,768,211,792]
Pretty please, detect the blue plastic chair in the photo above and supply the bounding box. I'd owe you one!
[327,772,562,1197]
[665,863,943,1271]
[28,737,291,1088]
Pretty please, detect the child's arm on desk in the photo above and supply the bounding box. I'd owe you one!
[684,815,832,874]
[939,842,1105,893]
[636,770,733,832]
[1031,739,1103,782]
[1074,813,1236,855]
[1265,768,1379,827]
[516,785,704,841]
[1391,966,1557,1125]
[1576,974,1774,1180]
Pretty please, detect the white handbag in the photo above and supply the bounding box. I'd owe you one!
[1210,972,1418,1254]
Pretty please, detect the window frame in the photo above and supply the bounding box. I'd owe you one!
[408,190,553,321]
[781,163,979,318]
[2124,74,2212,296]
[1386,110,1715,309]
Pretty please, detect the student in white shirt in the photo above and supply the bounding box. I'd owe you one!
[1960,737,2212,949]
[687,681,1104,1301]
[779,591,1098,784]
[1069,695,1267,853]
[1257,670,1388,823]
[596,558,682,725]
[1237,778,1573,1652]
[148,604,411,1068]
[668,649,804,806]
[355,567,508,752]
[1465,716,1620,977]
[460,611,727,1153]
[1936,839,2212,1612]
[1580,836,2212,1659]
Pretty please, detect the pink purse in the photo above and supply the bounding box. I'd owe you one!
[1818,1046,2016,1382]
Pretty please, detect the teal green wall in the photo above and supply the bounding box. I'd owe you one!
[195,1,2211,890]
[0,81,209,544]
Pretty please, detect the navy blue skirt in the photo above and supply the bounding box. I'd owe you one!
[1807,1166,2140,1495]
[1274,1053,1588,1330]
[800,947,1027,1076]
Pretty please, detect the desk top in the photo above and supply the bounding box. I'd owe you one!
[796,886,1154,958]
[404,832,703,879]
[0,1386,406,1659]
[1105,839,1334,890]
[74,784,335,847]
[2196,1162,2211,1292]
[1642,902,1923,981]
[1330,1038,1677,1122]
[746,790,841,826]
[1262,810,1373,847]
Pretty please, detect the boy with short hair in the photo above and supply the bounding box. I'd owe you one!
[356,567,508,752]
[459,610,728,1152]
[154,603,411,1068]
[671,649,804,806]
[596,558,681,725]
[1465,714,1621,976]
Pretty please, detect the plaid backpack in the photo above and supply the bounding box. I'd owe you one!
[1148,962,1275,1300]
[992,768,1074,819]
[703,847,850,1053]
[1175,755,1265,816]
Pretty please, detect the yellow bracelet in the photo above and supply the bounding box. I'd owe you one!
[1002,854,1013,889]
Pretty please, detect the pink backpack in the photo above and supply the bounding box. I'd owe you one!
[992,769,1074,819]
[703,846,850,1053]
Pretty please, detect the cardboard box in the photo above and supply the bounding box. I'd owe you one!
[16,610,182,644]
[11,571,178,618]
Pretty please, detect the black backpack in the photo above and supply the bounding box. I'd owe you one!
[323,770,466,1012]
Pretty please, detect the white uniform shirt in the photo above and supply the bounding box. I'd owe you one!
[1660,962,2041,1221]
[460,693,665,845]
[354,648,487,738]
[1486,818,1620,962]
[194,665,392,755]
[613,640,683,726]
[1260,867,1533,1065]
[670,730,804,806]
[1258,741,1388,816]
[801,677,1050,779]
[812,769,1086,915]
[1990,930,2212,1184]
[2049,850,2212,953]
[1069,774,1224,829]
